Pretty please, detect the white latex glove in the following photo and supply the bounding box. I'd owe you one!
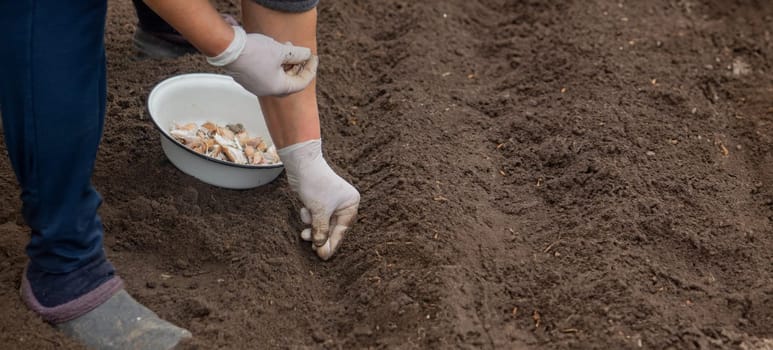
[207,26,318,97]
[278,139,360,260]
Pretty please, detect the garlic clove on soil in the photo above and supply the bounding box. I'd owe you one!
[300,228,312,241]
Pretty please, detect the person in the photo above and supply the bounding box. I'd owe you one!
[0,0,360,348]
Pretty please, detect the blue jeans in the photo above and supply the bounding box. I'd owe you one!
[0,0,115,307]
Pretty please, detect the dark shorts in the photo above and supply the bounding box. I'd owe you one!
[251,0,319,13]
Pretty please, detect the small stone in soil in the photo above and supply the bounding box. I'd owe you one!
[175,258,189,270]
[311,330,326,343]
[186,298,211,318]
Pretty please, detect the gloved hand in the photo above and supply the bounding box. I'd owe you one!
[207,26,318,97]
[278,139,360,260]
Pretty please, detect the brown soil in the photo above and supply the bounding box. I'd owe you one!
[1,0,772,349]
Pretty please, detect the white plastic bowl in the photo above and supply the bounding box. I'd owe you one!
[147,73,283,189]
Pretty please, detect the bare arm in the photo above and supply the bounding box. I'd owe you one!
[241,1,320,148]
[142,0,233,57]
[143,0,316,98]
[240,3,359,260]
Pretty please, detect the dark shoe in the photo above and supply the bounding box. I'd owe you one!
[133,27,198,59]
